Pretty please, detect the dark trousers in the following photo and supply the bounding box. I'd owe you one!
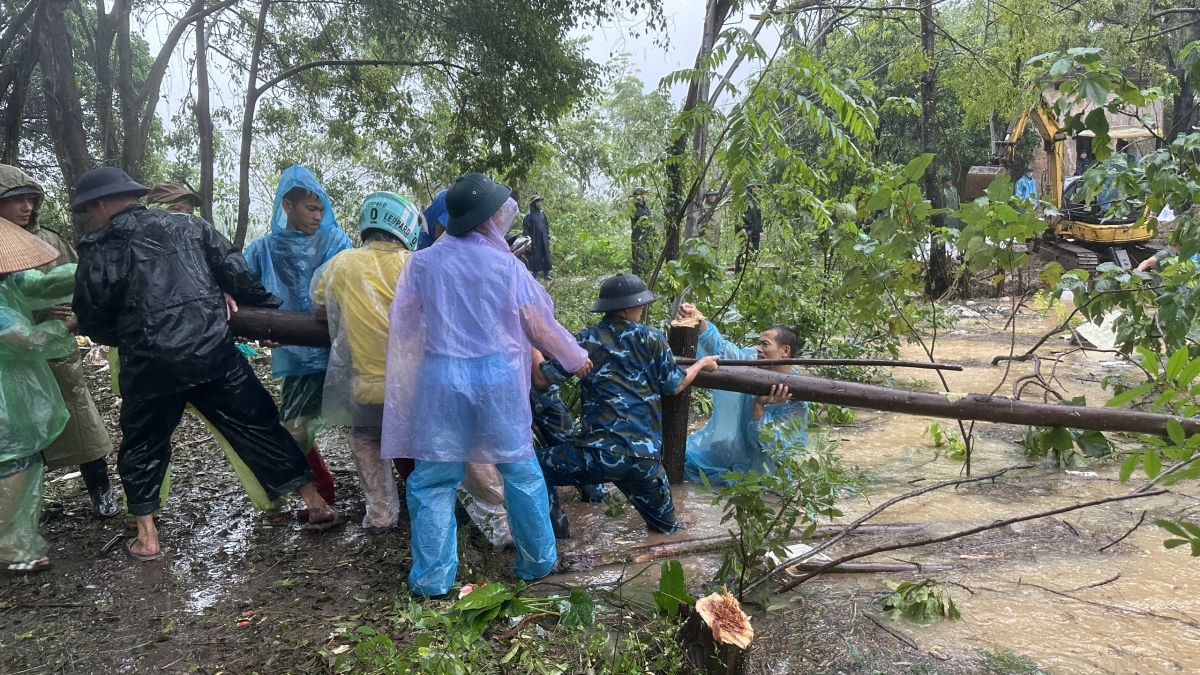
[734,230,760,272]
[119,361,314,515]
[538,443,678,533]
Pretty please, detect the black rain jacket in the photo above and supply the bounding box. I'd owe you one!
[74,205,281,401]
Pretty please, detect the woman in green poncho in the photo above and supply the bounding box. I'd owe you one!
[0,216,79,572]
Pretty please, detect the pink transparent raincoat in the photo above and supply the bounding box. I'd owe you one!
[381,198,586,464]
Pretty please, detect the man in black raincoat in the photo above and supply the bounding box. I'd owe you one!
[71,167,340,561]
[523,195,552,280]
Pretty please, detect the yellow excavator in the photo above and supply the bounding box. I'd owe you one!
[965,101,1158,271]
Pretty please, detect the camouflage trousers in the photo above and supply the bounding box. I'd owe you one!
[538,444,678,534]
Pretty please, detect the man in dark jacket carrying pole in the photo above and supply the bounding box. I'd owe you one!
[71,167,340,561]
[523,195,552,280]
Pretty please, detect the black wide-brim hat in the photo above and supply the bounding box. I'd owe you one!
[445,172,512,236]
[71,166,149,213]
[591,273,657,312]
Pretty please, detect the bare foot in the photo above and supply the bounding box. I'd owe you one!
[133,514,161,556]
[298,482,334,522]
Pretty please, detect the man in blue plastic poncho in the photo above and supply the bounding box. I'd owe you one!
[676,303,809,486]
[418,189,447,250]
[381,173,591,597]
[244,166,351,514]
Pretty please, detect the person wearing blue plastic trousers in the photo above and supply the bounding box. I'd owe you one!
[381,173,591,597]
[675,303,809,486]
[244,166,350,513]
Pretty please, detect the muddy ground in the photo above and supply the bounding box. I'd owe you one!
[3,298,1200,674]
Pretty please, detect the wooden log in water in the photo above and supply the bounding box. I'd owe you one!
[691,367,1200,436]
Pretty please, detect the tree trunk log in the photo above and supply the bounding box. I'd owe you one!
[195,14,215,224]
[227,307,1200,436]
[228,306,329,347]
[663,320,701,483]
[678,357,963,371]
[692,367,1200,435]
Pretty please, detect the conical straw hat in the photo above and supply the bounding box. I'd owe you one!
[0,216,60,274]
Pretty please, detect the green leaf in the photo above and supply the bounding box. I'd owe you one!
[1105,382,1154,407]
[1166,346,1190,383]
[1177,358,1200,389]
[1143,449,1162,479]
[559,588,596,630]
[1075,430,1111,458]
[901,154,934,182]
[1046,427,1073,452]
[1163,538,1189,549]
[453,582,514,611]
[1156,518,1189,538]
[653,560,694,618]
[1080,73,1113,104]
[1119,452,1141,482]
[1181,521,1200,540]
[1168,419,1186,447]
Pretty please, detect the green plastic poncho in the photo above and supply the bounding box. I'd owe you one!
[0,265,75,564]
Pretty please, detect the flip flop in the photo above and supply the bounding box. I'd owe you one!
[301,512,345,532]
[0,557,51,573]
[126,538,165,562]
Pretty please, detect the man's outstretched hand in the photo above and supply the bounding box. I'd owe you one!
[223,293,238,320]
[756,384,791,406]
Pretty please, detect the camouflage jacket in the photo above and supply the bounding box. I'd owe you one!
[546,314,687,459]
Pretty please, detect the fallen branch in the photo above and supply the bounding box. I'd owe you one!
[1017,580,1199,629]
[677,357,964,371]
[864,612,921,651]
[776,489,1167,593]
[494,612,551,640]
[1066,573,1121,592]
[1098,511,1147,552]
[740,465,1031,594]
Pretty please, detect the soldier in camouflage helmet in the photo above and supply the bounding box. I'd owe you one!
[538,274,719,537]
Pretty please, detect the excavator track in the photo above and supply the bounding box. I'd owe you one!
[1034,238,1101,273]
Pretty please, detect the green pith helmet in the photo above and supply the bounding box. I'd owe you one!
[633,187,648,197]
[445,172,512,236]
[591,273,656,312]
[358,192,422,251]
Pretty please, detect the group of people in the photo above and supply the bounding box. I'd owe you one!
[0,165,808,597]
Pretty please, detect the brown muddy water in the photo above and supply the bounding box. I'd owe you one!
[555,300,1200,674]
[4,300,1199,673]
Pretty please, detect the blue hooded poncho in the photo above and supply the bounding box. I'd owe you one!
[244,165,352,377]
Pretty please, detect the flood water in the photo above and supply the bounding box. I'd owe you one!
[555,300,1200,674]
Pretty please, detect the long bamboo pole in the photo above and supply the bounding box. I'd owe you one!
[677,357,964,371]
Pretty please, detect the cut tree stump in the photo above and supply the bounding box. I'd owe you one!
[678,590,754,675]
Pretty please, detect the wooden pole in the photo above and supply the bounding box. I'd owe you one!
[225,307,1200,437]
[663,320,701,484]
[692,367,1200,436]
[227,306,330,347]
[677,357,963,371]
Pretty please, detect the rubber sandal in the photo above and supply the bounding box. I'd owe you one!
[126,538,165,562]
[301,512,345,532]
[0,557,51,573]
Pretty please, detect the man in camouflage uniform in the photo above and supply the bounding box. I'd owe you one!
[538,274,718,536]
[630,188,653,277]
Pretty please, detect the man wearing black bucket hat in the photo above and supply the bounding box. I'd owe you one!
[537,273,719,537]
[71,166,341,562]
